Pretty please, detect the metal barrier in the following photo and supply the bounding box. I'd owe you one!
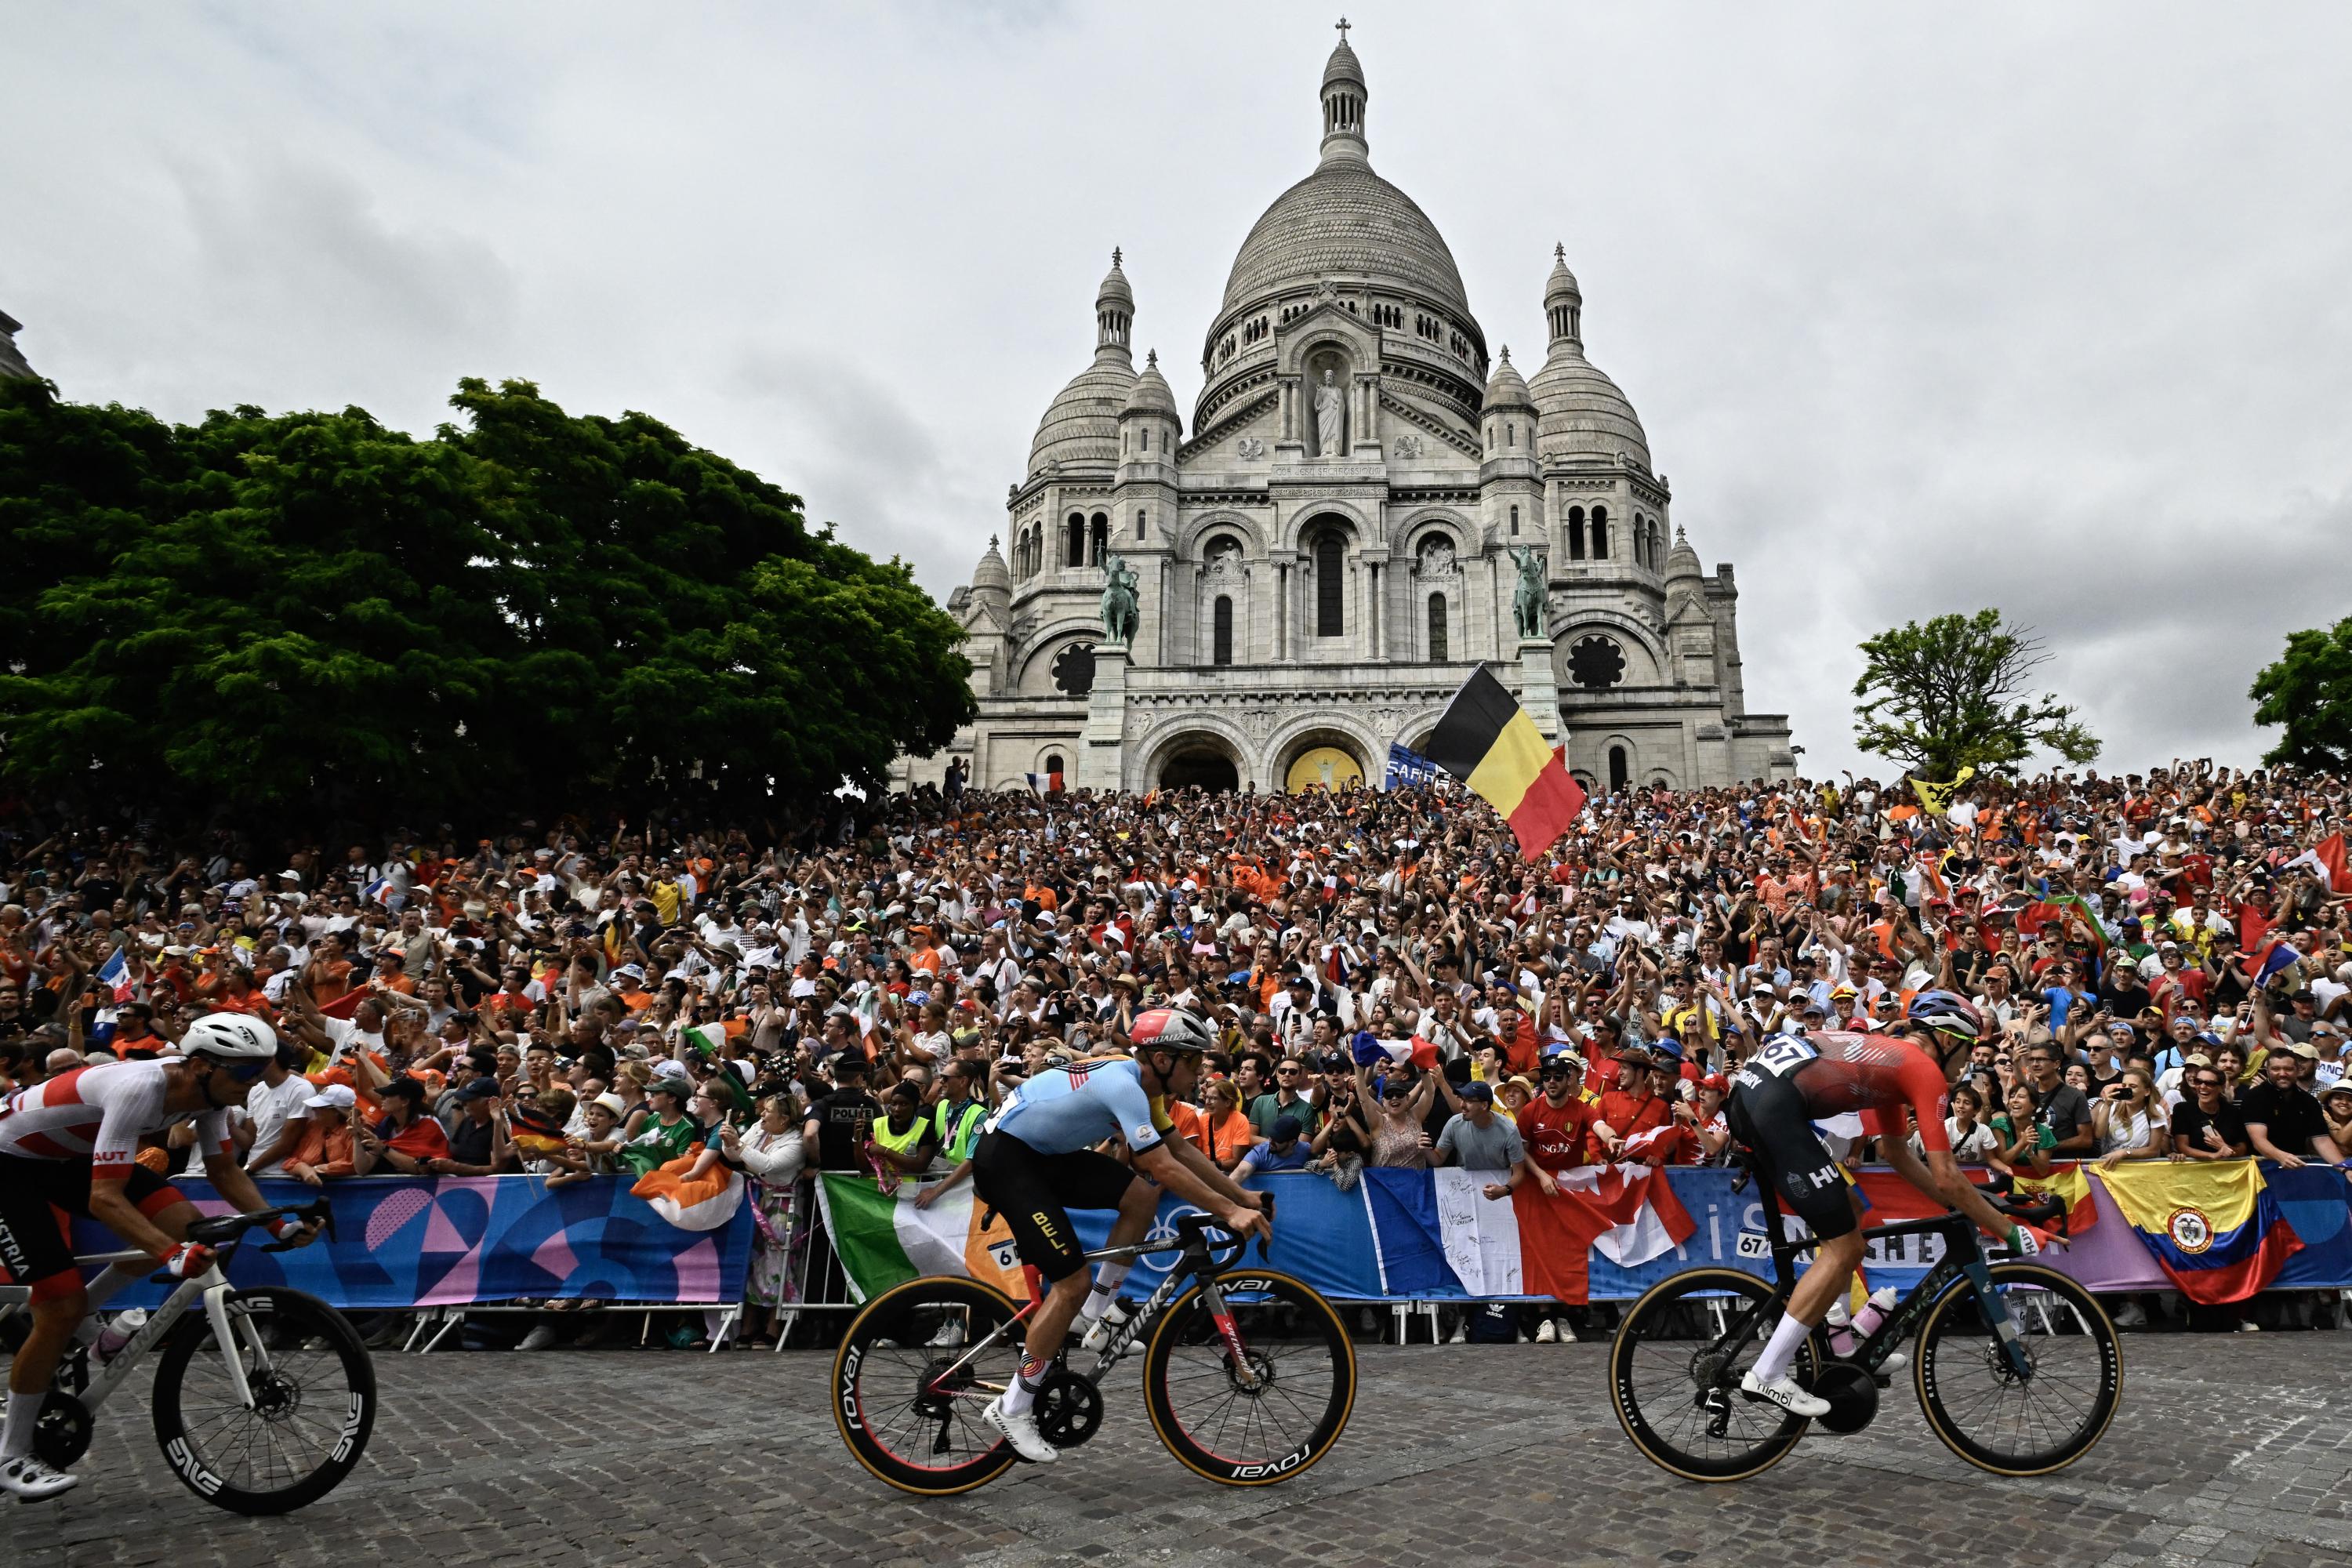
[765,1178,862,1349]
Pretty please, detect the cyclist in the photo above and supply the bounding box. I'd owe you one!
[972,1007,1269,1465]
[1726,990,2032,1418]
[0,1013,321,1500]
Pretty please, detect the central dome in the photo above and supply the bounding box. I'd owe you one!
[1218,162,1472,321]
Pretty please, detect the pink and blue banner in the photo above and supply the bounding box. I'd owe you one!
[73,1174,754,1310]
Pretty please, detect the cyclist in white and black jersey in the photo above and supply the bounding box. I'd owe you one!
[0,1014,321,1501]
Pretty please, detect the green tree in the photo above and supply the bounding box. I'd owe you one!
[2249,616,2352,770]
[0,376,973,831]
[1851,608,2100,779]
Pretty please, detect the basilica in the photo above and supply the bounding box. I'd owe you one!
[912,26,1795,797]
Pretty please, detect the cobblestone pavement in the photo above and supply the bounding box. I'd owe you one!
[16,1336,2352,1568]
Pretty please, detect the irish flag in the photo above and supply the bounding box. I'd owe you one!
[816,1174,1028,1303]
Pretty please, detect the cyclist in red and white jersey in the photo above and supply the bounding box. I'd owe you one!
[1725,991,2030,1417]
[0,1014,319,1501]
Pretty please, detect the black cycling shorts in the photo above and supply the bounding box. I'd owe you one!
[968,1129,1143,1284]
[0,1153,185,1300]
[1726,1068,1859,1243]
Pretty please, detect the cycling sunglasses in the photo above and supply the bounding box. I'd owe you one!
[205,1055,271,1084]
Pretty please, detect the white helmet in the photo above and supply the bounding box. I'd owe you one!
[180,1011,280,1062]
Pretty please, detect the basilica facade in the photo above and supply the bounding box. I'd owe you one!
[913,28,1795,797]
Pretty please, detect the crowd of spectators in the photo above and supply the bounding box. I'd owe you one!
[2,755,2348,1346]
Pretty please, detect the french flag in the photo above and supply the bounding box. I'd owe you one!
[361,875,393,906]
[1025,771,1064,796]
[96,947,134,1004]
[2281,833,2352,895]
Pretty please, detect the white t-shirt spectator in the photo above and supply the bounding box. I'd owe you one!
[244,1076,314,1174]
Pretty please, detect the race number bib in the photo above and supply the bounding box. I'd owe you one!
[1750,1036,1819,1078]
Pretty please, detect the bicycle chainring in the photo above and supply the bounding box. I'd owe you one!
[1807,1362,1880,1434]
[1032,1370,1103,1449]
[34,1390,95,1468]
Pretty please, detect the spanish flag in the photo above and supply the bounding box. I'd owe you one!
[1425,666,1587,861]
[2097,1160,2301,1305]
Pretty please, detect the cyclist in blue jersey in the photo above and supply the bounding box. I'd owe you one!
[974,1007,1268,1464]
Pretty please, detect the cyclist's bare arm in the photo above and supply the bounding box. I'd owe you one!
[1880,1137,2014,1240]
[1134,1140,1268,1241]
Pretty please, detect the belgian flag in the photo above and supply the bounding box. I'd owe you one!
[1425,666,1588,861]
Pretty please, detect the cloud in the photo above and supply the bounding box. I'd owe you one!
[9,0,2350,779]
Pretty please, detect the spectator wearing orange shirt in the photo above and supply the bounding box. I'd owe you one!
[284,1083,359,1185]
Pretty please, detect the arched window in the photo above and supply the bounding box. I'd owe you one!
[1136,508,1148,539]
[1089,512,1109,565]
[1509,505,1520,537]
[1315,532,1345,637]
[1567,506,1586,561]
[1428,593,1448,662]
[1590,505,1610,561]
[1608,746,1629,793]
[1212,596,1233,666]
[1045,752,1065,778]
[1632,516,1646,568]
[1065,513,1085,568]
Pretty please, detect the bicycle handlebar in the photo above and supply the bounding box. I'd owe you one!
[186,1198,336,1254]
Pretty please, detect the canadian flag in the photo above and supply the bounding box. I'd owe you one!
[2281,833,2352,895]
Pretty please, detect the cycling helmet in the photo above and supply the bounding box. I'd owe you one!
[1904,989,1984,1044]
[180,1011,280,1062]
[1127,1007,1214,1054]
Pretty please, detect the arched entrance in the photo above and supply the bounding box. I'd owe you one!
[1277,728,1367,794]
[1160,747,1240,792]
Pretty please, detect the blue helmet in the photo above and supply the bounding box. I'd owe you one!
[1905,989,1984,1044]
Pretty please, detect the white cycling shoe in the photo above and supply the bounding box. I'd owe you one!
[983,1394,1061,1465]
[0,1454,79,1501]
[1075,1305,1131,1357]
[1740,1368,1831,1419]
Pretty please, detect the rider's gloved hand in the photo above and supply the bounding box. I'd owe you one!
[157,1241,216,1279]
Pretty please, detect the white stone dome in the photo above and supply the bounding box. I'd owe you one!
[1531,341,1650,470]
[971,535,1011,594]
[1482,345,1533,410]
[1664,524,1702,581]
[1122,350,1179,419]
[1029,354,1135,474]
[1220,162,1472,324]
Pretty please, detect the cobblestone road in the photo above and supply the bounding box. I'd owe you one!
[17,1336,2352,1568]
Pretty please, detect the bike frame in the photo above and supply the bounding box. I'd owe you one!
[0,1250,265,1415]
[1740,1160,2033,1379]
[919,1225,1254,1399]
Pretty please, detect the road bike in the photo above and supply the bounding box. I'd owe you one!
[833,1202,1355,1494]
[0,1198,376,1513]
[1611,1153,2122,1482]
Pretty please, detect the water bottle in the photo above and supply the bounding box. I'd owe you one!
[95,1308,148,1363]
[1848,1287,1899,1344]
[1823,1295,1857,1358]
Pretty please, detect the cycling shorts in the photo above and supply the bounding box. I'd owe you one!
[1726,1068,1858,1243]
[0,1152,186,1300]
[968,1129,1143,1284]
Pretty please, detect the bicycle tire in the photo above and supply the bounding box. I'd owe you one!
[1610,1267,1817,1483]
[1913,1261,2122,1475]
[1139,1269,1354,1486]
[833,1276,1023,1495]
[150,1287,376,1515]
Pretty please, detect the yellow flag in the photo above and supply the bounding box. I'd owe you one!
[1911,765,1976,816]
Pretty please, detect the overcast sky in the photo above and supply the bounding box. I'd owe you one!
[11,2,2350,777]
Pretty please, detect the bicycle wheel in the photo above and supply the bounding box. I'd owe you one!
[1140,1269,1354,1486]
[833,1276,1024,1495]
[150,1287,376,1515]
[1914,1261,2122,1475]
[1610,1267,1817,1483]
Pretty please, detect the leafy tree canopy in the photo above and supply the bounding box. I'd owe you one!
[2249,616,2352,771]
[0,376,971,833]
[1851,608,2100,781]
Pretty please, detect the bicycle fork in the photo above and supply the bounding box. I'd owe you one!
[1959,1258,2034,1379]
[1192,1280,1260,1390]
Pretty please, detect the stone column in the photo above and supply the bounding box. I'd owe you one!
[1077,641,1131,792]
[1272,555,1291,660]
[1518,637,1560,743]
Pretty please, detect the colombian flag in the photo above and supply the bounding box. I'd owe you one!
[1425,666,1587,861]
[2098,1160,2302,1304]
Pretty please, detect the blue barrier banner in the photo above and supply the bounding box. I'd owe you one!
[1062,1173,1385,1302]
[70,1175,754,1311]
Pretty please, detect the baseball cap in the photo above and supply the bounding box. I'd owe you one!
[1457,1081,1494,1103]
[457,1077,503,1102]
[303,1083,358,1111]
[1270,1114,1304,1142]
